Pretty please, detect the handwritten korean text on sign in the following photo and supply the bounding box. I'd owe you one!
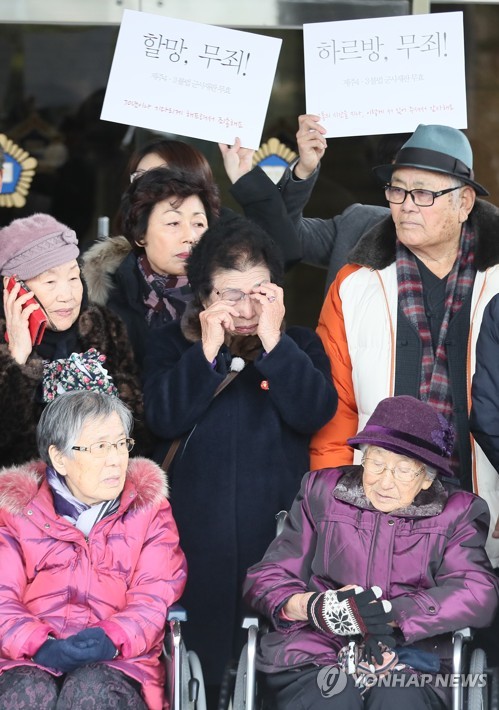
[304,12,466,137]
[101,10,282,148]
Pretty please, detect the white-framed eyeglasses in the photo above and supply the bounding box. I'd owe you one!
[72,438,135,458]
[361,456,425,483]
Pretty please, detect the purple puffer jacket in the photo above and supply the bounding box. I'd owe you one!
[0,458,187,710]
[244,467,499,673]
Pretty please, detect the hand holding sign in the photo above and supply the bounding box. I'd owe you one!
[294,114,328,180]
[219,137,255,184]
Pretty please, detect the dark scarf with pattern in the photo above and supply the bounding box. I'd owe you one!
[396,222,475,419]
[137,254,192,325]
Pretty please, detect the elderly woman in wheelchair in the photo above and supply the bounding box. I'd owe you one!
[244,395,499,710]
[0,390,186,710]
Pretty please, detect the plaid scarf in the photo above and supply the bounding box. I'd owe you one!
[396,222,475,420]
[137,254,191,324]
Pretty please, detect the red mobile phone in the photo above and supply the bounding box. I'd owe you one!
[5,276,48,346]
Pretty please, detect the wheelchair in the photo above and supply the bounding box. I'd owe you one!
[228,621,494,710]
[228,512,496,710]
[164,604,207,710]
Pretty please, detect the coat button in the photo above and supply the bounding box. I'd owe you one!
[388,519,394,526]
[428,606,436,614]
[44,524,50,529]
[27,509,33,515]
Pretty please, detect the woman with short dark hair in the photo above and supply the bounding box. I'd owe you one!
[83,166,218,366]
[142,215,337,700]
[82,138,302,368]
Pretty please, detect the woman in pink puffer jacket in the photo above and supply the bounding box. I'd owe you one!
[0,390,186,710]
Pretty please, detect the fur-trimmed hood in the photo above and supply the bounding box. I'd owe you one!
[333,466,448,517]
[348,199,499,272]
[0,457,168,516]
[82,236,132,306]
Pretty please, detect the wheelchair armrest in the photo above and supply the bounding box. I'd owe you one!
[167,603,188,623]
[275,510,288,536]
[452,627,473,643]
[242,616,260,630]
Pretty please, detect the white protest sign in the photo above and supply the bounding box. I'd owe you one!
[101,10,282,149]
[304,11,466,137]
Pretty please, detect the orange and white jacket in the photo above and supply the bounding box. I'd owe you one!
[311,200,499,566]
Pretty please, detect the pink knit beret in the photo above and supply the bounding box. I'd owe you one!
[0,213,79,280]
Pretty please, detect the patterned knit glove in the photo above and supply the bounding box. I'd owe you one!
[307,586,393,638]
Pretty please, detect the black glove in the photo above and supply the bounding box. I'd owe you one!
[362,632,396,666]
[33,628,117,673]
[307,586,393,638]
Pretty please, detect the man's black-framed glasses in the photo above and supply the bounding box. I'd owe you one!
[384,184,462,207]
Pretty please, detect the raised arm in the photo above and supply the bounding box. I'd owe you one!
[276,116,388,287]
[219,138,302,269]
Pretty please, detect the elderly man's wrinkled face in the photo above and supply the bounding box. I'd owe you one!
[389,168,475,258]
[49,413,129,505]
[362,446,433,513]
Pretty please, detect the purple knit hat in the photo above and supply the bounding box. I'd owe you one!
[347,395,455,477]
[0,213,79,280]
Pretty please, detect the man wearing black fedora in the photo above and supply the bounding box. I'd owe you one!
[295,121,499,574]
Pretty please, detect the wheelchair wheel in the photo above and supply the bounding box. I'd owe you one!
[231,624,259,710]
[466,648,488,710]
[232,642,248,709]
[218,659,238,710]
[177,642,207,709]
[489,666,499,710]
[187,650,207,710]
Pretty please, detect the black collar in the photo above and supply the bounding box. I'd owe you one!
[347,199,499,273]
